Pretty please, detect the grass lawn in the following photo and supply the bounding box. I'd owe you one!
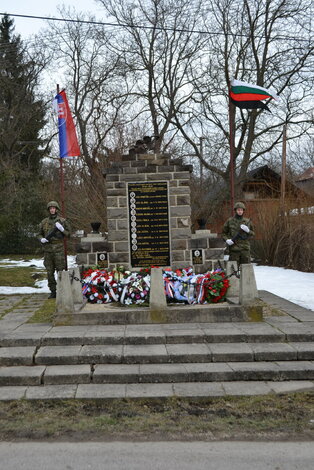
[0,256,45,287]
[27,299,56,323]
[0,393,313,441]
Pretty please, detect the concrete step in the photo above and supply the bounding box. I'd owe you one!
[64,303,259,325]
[1,361,314,387]
[1,342,314,367]
[2,322,314,347]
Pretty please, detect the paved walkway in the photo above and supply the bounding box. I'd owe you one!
[0,291,313,400]
[0,293,48,333]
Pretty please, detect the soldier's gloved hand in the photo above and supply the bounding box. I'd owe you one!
[240,224,250,233]
[55,222,65,232]
[226,239,234,246]
[41,238,48,244]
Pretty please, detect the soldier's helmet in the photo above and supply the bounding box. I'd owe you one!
[234,201,246,210]
[47,201,60,211]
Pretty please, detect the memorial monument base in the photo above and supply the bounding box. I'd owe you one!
[62,301,262,325]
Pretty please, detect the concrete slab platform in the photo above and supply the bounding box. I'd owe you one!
[222,381,273,396]
[202,327,247,343]
[165,343,211,363]
[0,331,46,347]
[79,345,123,364]
[73,303,251,325]
[228,362,282,381]
[251,342,298,361]
[259,290,314,322]
[83,332,125,345]
[267,380,314,394]
[124,344,168,364]
[139,363,188,383]
[42,326,89,346]
[164,328,205,344]
[0,385,27,400]
[44,365,91,385]
[0,346,36,366]
[276,325,314,342]
[183,362,235,382]
[35,346,82,365]
[274,361,314,380]
[126,382,174,398]
[173,381,225,397]
[124,330,166,345]
[236,323,286,342]
[93,364,140,383]
[0,365,46,386]
[290,342,314,360]
[26,384,77,400]
[0,378,313,400]
[209,343,253,362]
[76,383,125,399]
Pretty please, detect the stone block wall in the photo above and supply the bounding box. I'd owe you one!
[76,234,109,267]
[103,153,193,270]
[191,230,225,273]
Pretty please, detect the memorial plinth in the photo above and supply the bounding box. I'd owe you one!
[76,232,109,268]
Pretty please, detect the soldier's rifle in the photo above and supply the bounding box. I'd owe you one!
[45,225,65,242]
[225,218,251,246]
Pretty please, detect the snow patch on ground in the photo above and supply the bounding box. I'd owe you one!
[253,265,314,311]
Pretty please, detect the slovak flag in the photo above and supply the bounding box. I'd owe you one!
[54,89,80,158]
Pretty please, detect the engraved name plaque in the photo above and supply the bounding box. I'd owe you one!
[128,182,170,267]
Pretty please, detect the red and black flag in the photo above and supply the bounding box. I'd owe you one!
[229,79,278,111]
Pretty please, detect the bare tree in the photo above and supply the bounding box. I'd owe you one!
[175,0,314,196]
[41,7,134,184]
[97,0,209,152]
[38,1,314,229]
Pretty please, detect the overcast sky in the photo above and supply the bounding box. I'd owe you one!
[0,0,103,38]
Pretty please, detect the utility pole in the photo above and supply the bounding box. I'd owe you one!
[280,124,287,215]
[199,137,205,184]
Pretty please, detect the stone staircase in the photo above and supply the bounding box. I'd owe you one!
[1,318,314,399]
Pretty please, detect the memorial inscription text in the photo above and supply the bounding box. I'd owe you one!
[128,182,170,267]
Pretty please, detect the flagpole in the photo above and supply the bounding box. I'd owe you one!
[57,83,68,271]
[228,90,235,216]
[280,124,287,215]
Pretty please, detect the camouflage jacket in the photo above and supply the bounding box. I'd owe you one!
[38,214,71,252]
[222,215,254,252]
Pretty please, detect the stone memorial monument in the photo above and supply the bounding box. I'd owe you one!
[103,146,224,271]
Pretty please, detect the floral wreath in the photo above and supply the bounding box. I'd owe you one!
[81,266,229,305]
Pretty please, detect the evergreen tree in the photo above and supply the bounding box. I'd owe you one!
[0,15,47,253]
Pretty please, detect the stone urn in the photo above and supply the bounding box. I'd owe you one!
[90,222,101,233]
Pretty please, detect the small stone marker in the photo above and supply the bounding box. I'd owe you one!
[69,267,84,305]
[239,263,258,305]
[150,267,167,315]
[56,270,74,313]
[225,260,240,297]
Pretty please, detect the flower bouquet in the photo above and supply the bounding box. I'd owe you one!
[163,267,229,304]
[81,267,150,305]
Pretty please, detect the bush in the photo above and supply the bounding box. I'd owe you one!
[254,202,314,272]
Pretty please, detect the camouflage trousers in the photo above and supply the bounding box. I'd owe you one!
[229,250,251,265]
[43,250,66,293]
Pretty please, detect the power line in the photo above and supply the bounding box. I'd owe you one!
[0,11,313,43]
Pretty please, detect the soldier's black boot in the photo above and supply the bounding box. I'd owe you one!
[48,291,56,299]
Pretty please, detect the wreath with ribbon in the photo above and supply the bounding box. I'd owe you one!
[81,266,229,305]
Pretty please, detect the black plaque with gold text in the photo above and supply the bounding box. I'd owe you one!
[128,182,170,267]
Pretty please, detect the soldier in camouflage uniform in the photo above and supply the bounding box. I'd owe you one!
[222,201,254,265]
[38,201,71,298]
